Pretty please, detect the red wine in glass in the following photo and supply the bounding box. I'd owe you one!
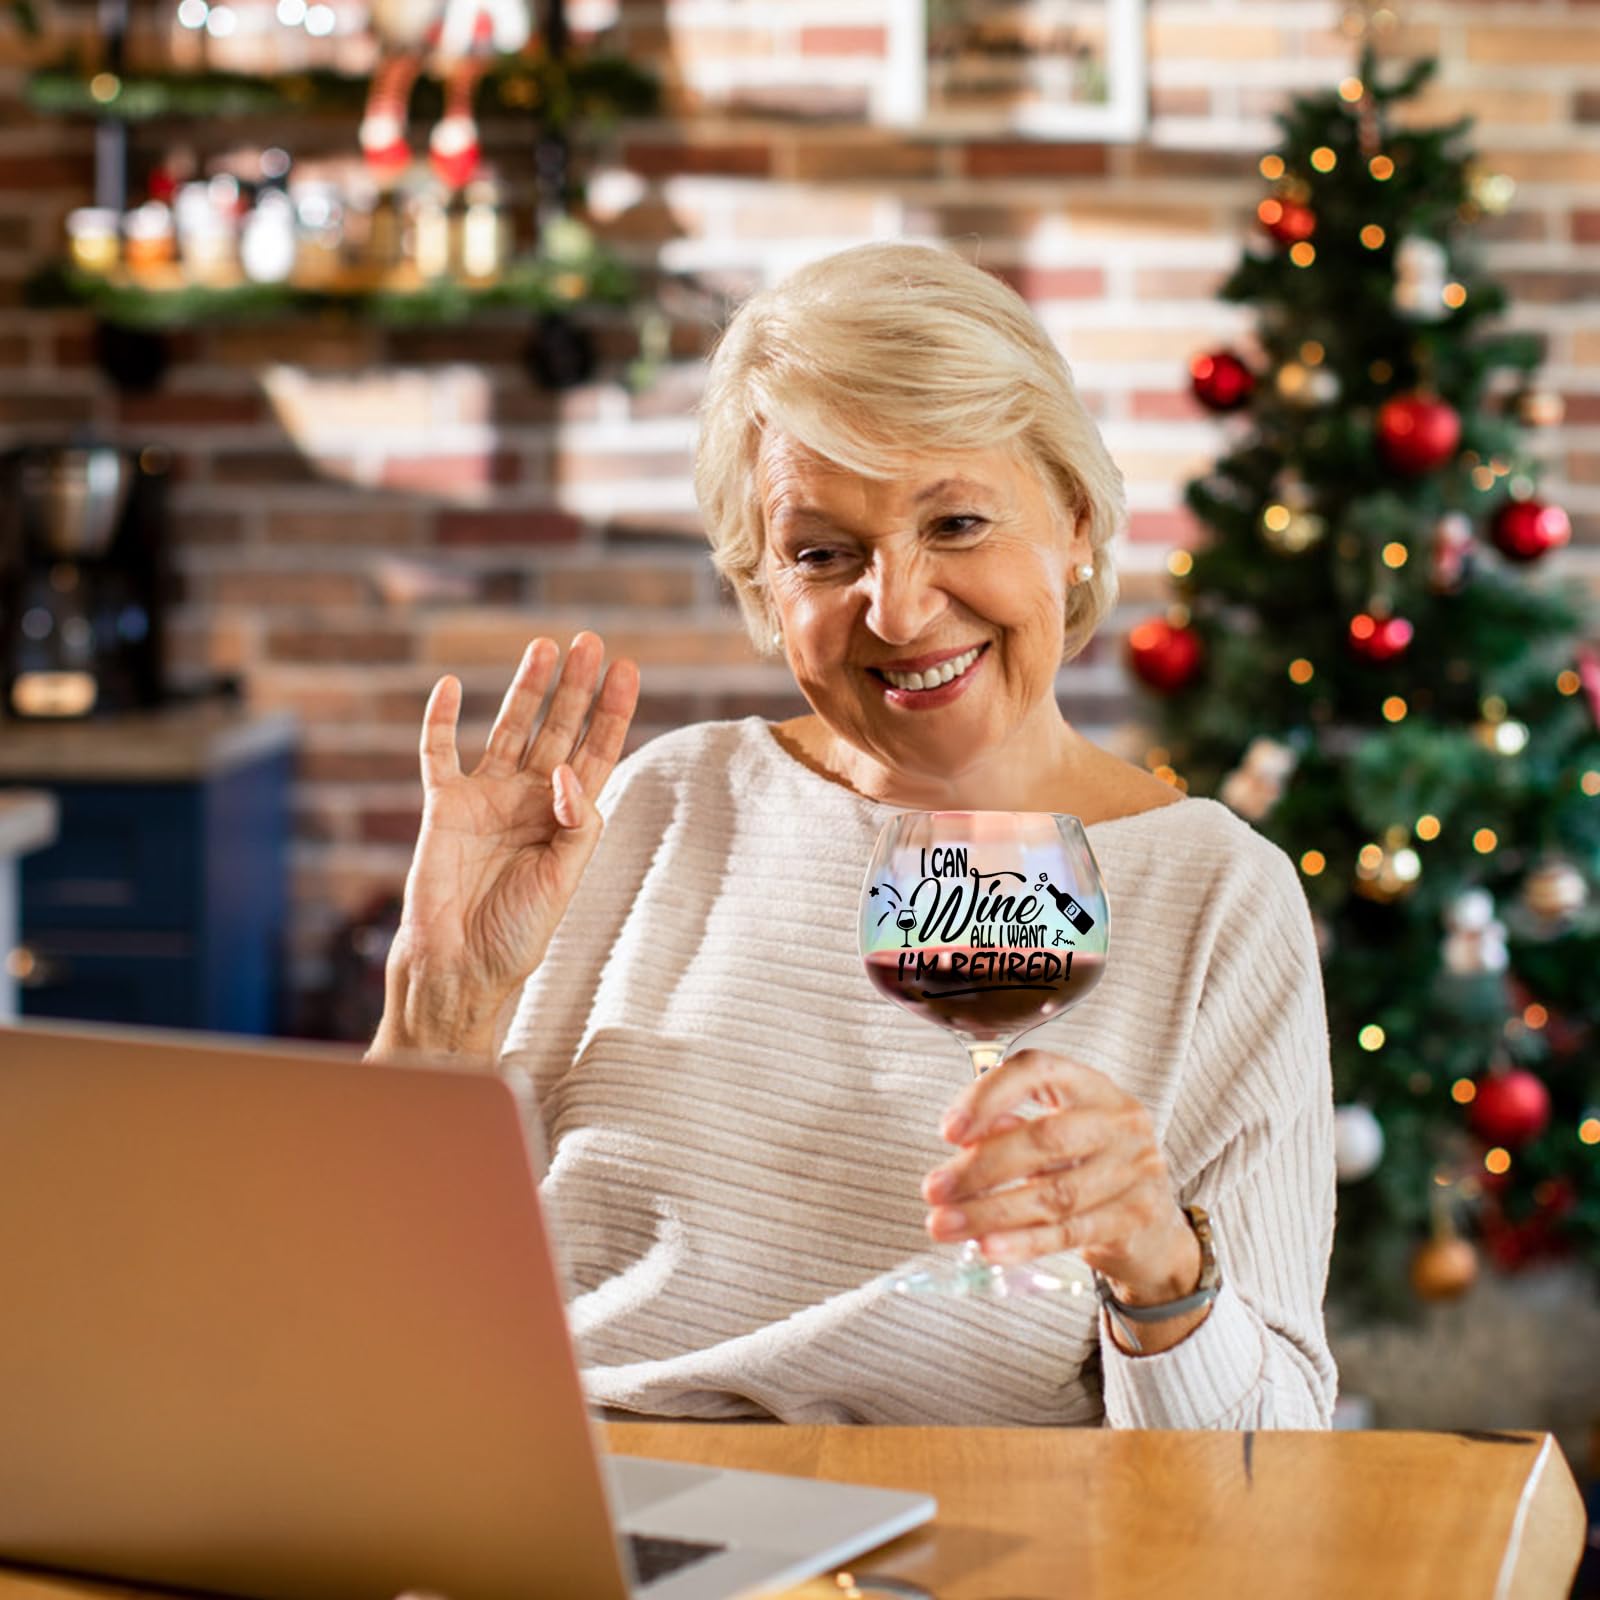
[863,948,1105,1038]
[859,811,1110,1297]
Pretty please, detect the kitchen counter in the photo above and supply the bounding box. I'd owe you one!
[0,702,297,782]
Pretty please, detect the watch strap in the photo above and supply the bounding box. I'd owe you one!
[1094,1204,1221,1354]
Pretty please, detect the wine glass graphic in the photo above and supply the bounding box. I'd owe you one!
[860,811,1110,1297]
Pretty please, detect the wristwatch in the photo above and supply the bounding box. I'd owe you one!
[1094,1203,1221,1354]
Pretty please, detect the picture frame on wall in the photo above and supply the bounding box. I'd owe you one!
[879,0,1147,140]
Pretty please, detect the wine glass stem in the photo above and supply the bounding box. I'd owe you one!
[960,1043,1006,1269]
[966,1042,1005,1078]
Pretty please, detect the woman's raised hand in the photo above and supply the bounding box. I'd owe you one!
[373,631,639,1060]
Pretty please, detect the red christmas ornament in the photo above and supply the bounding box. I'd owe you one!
[1490,498,1571,563]
[1348,612,1414,663]
[1469,1069,1551,1148]
[1127,618,1203,693]
[1189,350,1255,413]
[1377,393,1462,475]
[1258,196,1316,245]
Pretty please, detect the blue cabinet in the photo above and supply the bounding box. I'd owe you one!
[1,709,295,1035]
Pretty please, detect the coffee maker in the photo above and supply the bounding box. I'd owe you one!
[0,445,170,719]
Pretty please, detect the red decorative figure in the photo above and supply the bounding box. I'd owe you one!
[360,0,531,190]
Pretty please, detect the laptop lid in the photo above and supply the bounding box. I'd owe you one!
[0,1018,633,1600]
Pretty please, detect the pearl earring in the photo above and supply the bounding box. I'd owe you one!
[1075,562,1095,583]
[771,628,783,649]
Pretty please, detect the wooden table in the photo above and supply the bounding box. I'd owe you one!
[0,1425,1582,1600]
[608,1423,1583,1600]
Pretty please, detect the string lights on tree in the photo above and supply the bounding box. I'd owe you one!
[1153,31,1598,1316]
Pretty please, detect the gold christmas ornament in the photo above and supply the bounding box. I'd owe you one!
[1410,1234,1477,1301]
[1259,504,1326,553]
[1520,857,1588,926]
[1353,833,1423,903]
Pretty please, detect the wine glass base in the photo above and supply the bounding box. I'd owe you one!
[883,1256,1091,1300]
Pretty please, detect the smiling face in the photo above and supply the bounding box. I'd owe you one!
[760,432,1091,791]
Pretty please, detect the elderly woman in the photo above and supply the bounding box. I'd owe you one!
[371,242,1337,1429]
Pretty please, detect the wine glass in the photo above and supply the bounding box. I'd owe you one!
[860,811,1110,1298]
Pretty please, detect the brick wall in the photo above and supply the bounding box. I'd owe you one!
[1,0,1597,1027]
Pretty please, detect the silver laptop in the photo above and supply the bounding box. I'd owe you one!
[0,1019,934,1600]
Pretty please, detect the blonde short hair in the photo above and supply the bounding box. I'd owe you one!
[694,241,1125,659]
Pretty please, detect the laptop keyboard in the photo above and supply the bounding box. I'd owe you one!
[626,1532,727,1587]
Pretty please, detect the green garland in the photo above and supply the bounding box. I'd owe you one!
[27,250,635,329]
[26,51,658,129]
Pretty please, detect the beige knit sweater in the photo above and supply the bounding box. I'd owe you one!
[500,718,1338,1428]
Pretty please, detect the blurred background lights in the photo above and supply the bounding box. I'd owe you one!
[1300,849,1326,876]
[1359,1024,1386,1050]
[1451,1078,1476,1104]
[1415,814,1441,840]
[1493,721,1528,755]
[1484,1147,1512,1176]
[177,0,208,25]
[1472,828,1499,854]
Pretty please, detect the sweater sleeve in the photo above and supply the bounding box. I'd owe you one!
[1098,831,1338,1430]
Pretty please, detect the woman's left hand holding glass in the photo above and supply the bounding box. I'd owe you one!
[922,1050,1208,1348]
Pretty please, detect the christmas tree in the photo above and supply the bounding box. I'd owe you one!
[1133,43,1600,1318]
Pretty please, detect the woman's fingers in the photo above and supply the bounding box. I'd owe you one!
[925,1141,1144,1243]
[569,656,640,797]
[476,637,559,778]
[419,674,464,789]
[523,632,605,779]
[928,1103,1127,1205]
[940,1047,1118,1143]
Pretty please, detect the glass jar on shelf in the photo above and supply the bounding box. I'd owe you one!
[66,208,120,276]
[241,189,299,284]
[407,188,452,282]
[175,179,241,286]
[459,179,508,284]
[123,202,176,280]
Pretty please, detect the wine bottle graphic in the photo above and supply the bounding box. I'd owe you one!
[1037,875,1095,935]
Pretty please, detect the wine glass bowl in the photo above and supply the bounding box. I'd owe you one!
[860,810,1110,1297]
